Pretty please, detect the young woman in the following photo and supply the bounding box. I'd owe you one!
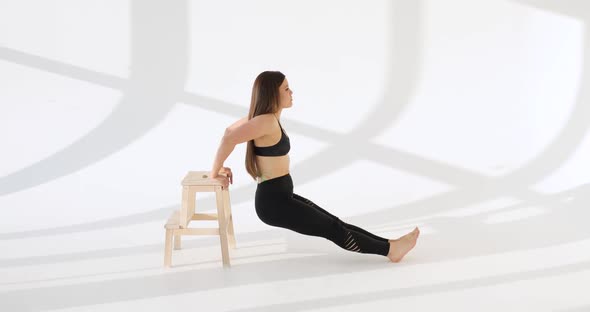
[210,71,419,262]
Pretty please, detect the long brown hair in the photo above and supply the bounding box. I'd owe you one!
[245,71,285,180]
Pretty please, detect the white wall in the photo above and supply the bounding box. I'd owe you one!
[1,1,590,304]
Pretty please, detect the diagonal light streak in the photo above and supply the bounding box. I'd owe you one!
[0,46,126,90]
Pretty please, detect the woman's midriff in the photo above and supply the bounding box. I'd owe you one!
[256,155,290,184]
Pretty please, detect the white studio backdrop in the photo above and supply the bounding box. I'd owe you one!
[1,0,590,310]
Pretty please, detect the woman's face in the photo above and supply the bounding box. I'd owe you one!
[278,78,293,109]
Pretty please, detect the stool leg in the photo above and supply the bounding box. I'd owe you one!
[216,187,231,268]
[188,187,197,217]
[164,229,173,268]
[177,187,195,251]
[228,215,236,249]
[174,234,181,250]
[223,189,236,249]
[180,186,190,228]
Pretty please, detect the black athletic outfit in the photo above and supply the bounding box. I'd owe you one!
[253,115,390,256]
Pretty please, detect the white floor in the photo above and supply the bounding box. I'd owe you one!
[1,184,590,311]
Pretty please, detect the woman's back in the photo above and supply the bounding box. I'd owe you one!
[253,114,290,183]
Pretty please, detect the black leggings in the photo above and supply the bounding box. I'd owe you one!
[255,174,390,256]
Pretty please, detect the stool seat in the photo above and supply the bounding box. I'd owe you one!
[163,171,236,268]
[181,171,225,186]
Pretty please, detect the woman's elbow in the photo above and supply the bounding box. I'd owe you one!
[222,128,239,146]
[223,127,232,138]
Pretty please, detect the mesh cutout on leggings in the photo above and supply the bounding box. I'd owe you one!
[301,197,313,206]
[344,230,362,253]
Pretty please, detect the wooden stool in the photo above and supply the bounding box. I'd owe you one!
[164,171,236,268]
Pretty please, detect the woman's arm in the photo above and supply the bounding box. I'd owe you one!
[210,114,274,178]
[227,116,248,131]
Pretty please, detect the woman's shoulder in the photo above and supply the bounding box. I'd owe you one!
[250,114,279,139]
[253,113,276,119]
[251,113,277,124]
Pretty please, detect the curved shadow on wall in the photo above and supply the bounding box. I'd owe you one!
[1,1,590,310]
[2,0,589,263]
[0,0,423,238]
[0,0,189,196]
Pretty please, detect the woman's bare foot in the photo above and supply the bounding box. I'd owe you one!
[387,227,420,263]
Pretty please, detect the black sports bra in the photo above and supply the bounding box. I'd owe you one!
[253,115,290,157]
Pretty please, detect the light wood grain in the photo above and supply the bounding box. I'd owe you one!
[163,171,237,268]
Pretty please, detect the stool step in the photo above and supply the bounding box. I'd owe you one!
[165,210,180,229]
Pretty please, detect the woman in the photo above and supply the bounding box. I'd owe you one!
[210,71,419,262]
